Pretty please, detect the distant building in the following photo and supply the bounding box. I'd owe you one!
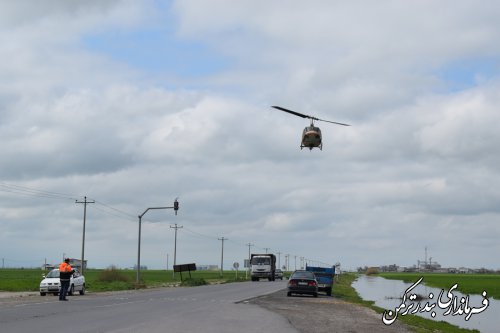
[417,260,441,272]
[380,264,399,272]
[67,258,87,271]
[458,267,471,274]
[197,265,219,271]
[41,264,56,271]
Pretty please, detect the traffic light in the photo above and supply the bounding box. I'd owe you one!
[174,199,179,215]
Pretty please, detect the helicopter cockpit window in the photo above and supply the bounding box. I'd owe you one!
[304,126,320,132]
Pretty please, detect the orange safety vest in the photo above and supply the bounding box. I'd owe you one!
[59,262,72,272]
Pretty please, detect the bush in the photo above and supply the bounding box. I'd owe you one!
[180,278,207,287]
[365,267,379,275]
[97,266,130,283]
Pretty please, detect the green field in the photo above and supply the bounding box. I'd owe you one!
[0,268,247,292]
[379,272,500,300]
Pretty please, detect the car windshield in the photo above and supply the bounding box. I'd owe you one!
[291,271,315,279]
[46,269,60,278]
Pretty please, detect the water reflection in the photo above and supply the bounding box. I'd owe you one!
[352,275,499,333]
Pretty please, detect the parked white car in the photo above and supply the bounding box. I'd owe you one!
[39,269,86,296]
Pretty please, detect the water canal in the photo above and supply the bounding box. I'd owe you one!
[352,275,498,333]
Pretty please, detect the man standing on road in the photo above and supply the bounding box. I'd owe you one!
[59,258,74,301]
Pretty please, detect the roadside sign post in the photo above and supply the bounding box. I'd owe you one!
[233,262,239,280]
[173,263,196,281]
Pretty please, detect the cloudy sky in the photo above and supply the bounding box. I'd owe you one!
[1,0,500,271]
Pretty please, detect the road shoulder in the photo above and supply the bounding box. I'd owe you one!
[249,289,410,333]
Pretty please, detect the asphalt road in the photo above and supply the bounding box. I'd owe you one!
[0,280,297,333]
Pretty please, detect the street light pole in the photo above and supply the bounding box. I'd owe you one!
[136,199,179,285]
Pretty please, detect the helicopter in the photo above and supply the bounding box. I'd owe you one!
[272,106,350,150]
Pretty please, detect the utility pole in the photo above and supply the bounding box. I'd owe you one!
[218,237,227,278]
[277,252,282,270]
[425,246,428,269]
[170,223,183,278]
[246,243,253,279]
[76,196,94,276]
[294,255,297,270]
[264,247,270,254]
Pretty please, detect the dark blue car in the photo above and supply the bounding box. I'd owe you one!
[287,270,318,297]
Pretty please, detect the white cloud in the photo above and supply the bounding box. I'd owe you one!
[1,1,500,271]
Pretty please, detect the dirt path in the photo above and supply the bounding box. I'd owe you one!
[0,291,39,299]
[248,289,411,333]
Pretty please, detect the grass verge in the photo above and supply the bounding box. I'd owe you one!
[0,268,244,292]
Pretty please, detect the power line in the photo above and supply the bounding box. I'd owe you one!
[183,226,217,240]
[0,184,333,267]
[1,182,139,223]
[93,200,137,220]
[0,182,78,200]
[91,204,136,222]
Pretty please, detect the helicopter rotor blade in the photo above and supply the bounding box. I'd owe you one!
[316,118,350,126]
[272,105,350,126]
[272,106,311,119]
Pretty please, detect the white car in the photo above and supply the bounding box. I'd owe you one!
[275,269,284,280]
[39,269,86,296]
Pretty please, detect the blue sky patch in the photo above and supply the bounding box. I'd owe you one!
[82,20,229,79]
[436,57,499,91]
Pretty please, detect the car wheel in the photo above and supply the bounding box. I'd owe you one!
[79,284,85,295]
[313,293,318,298]
[68,285,74,296]
[287,292,292,297]
[326,289,332,296]
[53,293,58,296]
[40,292,46,296]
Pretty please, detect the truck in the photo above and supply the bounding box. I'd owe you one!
[306,265,335,296]
[250,253,276,281]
